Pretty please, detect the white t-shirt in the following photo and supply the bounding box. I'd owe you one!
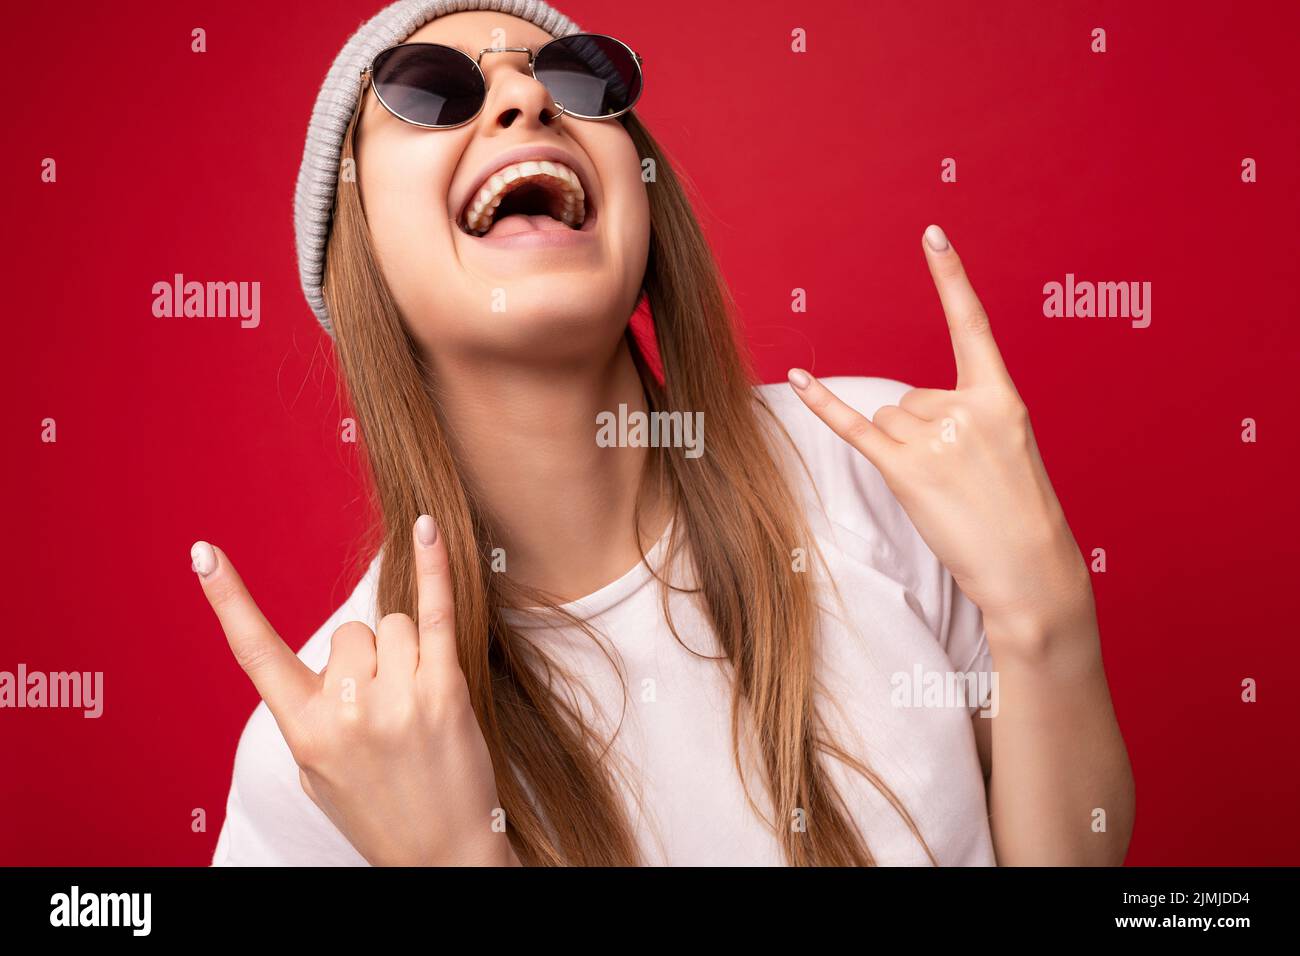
[211,377,996,866]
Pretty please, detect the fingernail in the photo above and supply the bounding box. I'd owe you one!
[415,514,438,547]
[924,224,949,252]
[788,368,812,389]
[190,541,216,577]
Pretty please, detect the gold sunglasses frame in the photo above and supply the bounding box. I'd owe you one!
[359,33,645,129]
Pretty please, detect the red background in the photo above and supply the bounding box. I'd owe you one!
[3,0,1297,865]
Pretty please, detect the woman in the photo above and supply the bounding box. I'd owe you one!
[194,0,1134,866]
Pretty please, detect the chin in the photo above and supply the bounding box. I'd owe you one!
[404,274,635,362]
[481,272,618,316]
[484,297,630,363]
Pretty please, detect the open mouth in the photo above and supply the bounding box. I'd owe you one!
[458,159,593,240]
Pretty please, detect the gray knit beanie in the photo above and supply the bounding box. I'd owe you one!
[293,0,584,335]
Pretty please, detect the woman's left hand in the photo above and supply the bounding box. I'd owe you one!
[788,224,1093,651]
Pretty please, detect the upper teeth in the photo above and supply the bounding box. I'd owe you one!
[463,160,587,236]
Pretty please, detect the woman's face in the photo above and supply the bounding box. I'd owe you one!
[355,11,651,365]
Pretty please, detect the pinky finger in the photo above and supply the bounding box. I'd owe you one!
[787,369,900,468]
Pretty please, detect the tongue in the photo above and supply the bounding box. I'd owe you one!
[483,212,572,238]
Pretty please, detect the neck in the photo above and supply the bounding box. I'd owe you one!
[427,336,669,603]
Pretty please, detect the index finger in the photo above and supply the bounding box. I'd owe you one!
[190,541,316,721]
[412,515,460,678]
[921,224,1011,388]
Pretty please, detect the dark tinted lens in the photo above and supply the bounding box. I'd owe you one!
[534,34,642,118]
[371,44,485,127]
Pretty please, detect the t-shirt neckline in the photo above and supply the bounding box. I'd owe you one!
[500,517,675,629]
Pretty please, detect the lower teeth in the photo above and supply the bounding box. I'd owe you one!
[466,214,582,236]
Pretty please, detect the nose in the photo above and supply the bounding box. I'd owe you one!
[477,49,561,129]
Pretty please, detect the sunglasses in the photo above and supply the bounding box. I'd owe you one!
[360,33,645,129]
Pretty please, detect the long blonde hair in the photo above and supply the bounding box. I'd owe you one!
[322,98,934,866]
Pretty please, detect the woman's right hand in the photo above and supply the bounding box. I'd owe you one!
[191,515,518,866]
